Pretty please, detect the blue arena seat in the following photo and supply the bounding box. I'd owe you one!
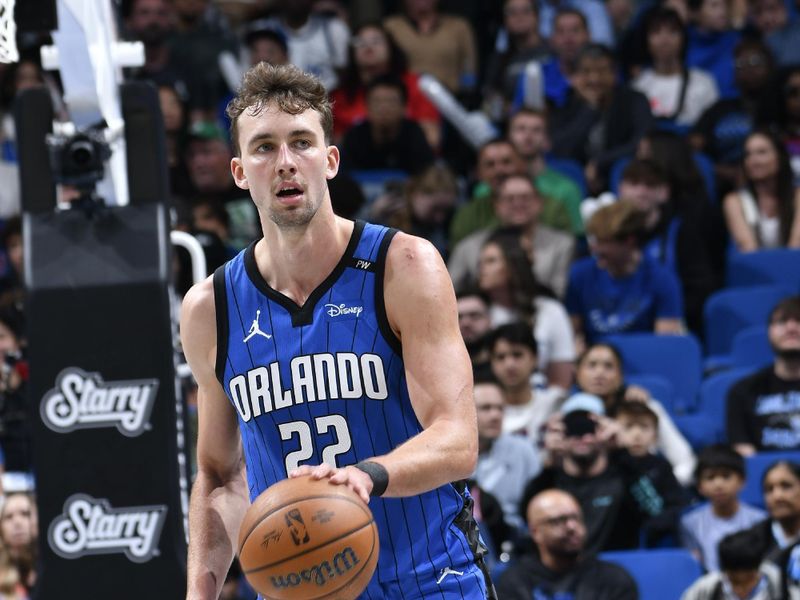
[348,169,408,204]
[626,373,675,412]
[697,367,756,427]
[544,156,588,197]
[600,549,703,600]
[727,248,800,290]
[741,451,800,509]
[730,326,774,370]
[604,333,703,413]
[703,285,793,359]
[674,413,725,451]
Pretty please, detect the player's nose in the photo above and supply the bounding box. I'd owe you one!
[276,143,297,173]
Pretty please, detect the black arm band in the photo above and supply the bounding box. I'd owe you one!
[354,461,389,497]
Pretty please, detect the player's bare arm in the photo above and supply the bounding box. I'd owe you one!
[182,278,249,600]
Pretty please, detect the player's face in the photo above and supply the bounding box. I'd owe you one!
[474,383,505,440]
[490,340,538,389]
[232,103,339,229]
[576,345,623,397]
[763,464,800,521]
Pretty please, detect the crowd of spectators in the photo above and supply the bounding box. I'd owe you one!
[1,0,800,597]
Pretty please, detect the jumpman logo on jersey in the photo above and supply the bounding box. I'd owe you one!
[243,310,272,342]
[436,567,464,585]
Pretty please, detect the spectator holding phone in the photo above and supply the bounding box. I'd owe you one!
[521,392,677,553]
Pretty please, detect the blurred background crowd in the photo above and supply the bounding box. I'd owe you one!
[1,0,800,597]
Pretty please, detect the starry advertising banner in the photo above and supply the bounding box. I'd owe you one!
[25,204,189,599]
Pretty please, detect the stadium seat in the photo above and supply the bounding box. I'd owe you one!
[604,333,703,413]
[703,285,793,359]
[697,367,756,427]
[727,248,800,290]
[626,374,675,412]
[674,413,725,451]
[730,326,773,370]
[348,169,408,204]
[600,548,703,600]
[544,156,587,197]
[741,451,800,509]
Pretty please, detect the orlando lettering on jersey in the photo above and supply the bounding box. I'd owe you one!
[228,352,388,422]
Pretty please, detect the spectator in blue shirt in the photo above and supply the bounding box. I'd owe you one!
[513,8,591,110]
[565,201,684,349]
[686,0,742,99]
[539,0,615,46]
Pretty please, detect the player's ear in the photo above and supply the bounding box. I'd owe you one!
[231,157,249,190]
[325,145,340,180]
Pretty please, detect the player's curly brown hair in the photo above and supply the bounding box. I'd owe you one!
[225,63,333,156]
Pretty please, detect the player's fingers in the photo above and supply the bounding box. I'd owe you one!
[309,463,335,479]
[288,465,314,478]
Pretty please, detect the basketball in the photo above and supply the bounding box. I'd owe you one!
[237,476,380,600]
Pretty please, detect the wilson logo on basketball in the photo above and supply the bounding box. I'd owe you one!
[48,494,167,563]
[40,367,159,437]
[285,509,310,545]
[270,547,361,589]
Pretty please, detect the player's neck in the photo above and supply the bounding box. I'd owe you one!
[257,211,353,305]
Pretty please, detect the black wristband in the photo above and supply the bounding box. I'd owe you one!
[354,461,389,497]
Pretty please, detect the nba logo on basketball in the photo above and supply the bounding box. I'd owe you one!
[285,509,310,545]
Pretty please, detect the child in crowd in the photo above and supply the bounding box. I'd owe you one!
[681,445,767,571]
[614,400,689,546]
[681,529,783,599]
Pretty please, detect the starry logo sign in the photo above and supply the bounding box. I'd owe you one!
[48,494,167,563]
[40,367,158,437]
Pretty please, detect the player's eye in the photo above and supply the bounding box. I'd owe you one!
[294,139,311,149]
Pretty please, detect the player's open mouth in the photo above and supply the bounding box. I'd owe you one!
[277,187,303,198]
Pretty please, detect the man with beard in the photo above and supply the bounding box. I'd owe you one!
[495,489,637,599]
[727,296,800,456]
[520,393,675,553]
[456,290,493,369]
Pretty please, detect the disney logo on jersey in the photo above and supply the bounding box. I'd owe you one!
[48,494,167,563]
[324,302,363,319]
[40,367,158,437]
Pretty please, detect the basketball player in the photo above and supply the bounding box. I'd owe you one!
[182,63,494,599]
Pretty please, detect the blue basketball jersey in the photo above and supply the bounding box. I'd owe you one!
[213,220,483,589]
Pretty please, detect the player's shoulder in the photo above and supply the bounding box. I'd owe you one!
[384,230,443,274]
[180,275,217,329]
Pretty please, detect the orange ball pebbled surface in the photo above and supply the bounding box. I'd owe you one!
[238,475,380,600]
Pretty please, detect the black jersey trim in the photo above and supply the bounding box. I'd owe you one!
[375,228,402,356]
[212,265,229,385]
[243,220,366,328]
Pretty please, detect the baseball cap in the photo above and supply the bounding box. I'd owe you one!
[188,121,229,144]
[561,392,605,416]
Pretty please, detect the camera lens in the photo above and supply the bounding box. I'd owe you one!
[68,140,95,168]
